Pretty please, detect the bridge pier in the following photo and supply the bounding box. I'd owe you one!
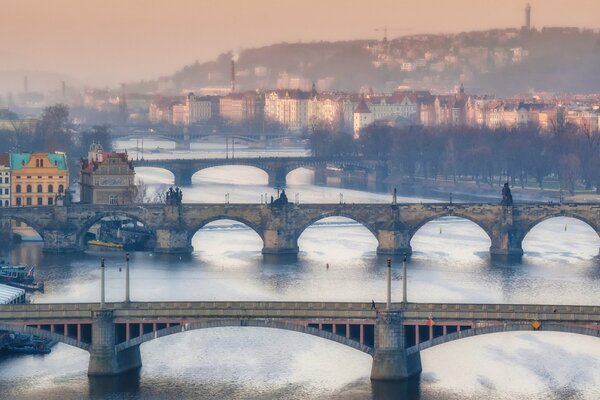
[173,168,195,186]
[371,310,422,381]
[267,168,288,188]
[376,230,412,255]
[489,230,524,256]
[262,229,299,255]
[88,310,142,376]
[43,229,83,253]
[154,228,193,254]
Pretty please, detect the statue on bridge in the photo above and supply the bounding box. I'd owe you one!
[270,189,289,208]
[165,187,183,206]
[501,182,513,206]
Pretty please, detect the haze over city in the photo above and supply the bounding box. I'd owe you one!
[2,0,600,86]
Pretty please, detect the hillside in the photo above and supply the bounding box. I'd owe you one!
[128,27,600,96]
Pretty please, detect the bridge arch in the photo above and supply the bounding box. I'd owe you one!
[187,216,265,251]
[410,322,600,354]
[408,213,494,252]
[77,212,151,249]
[134,166,175,185]
[192,164,269,186]
[297,212,380,240]
[115,319,373,355]
[0,322,91,352]
[522,213,600,243]
[0,214,46,241]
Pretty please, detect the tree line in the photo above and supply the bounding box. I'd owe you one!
[308,121,600,195]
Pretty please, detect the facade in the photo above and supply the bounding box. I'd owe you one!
[307,91,344,130]
[0,153,10,207]
[264,90,310,131]
[80,144,136,205]
[353,98,374,139]
[10,152,68,207]
[219,92,263,122]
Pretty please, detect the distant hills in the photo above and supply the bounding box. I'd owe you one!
[128,27,600,96]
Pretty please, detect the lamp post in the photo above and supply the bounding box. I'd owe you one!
[402,254,407,304]
[125,253,130,303]
[100,258,106,309]
[386,259,391,310]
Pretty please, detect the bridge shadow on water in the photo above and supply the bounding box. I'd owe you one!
[370,376,421,400]
[88,368,141,398]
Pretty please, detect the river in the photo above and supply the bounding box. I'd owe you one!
[1,140,600,399]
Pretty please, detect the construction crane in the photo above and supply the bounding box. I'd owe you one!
[374,27,411,42]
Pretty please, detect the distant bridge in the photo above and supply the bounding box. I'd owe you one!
[109,129,300,149]
[1,202,600,256]
[1,301,599,379]
[133,156,387,186]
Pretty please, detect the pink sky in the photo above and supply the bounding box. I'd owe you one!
[1,0,599,85]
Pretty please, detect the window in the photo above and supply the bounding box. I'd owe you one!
[48,197,53,206]
[58,185,64,193]
[37,184,43,193]
[0,201,3,208]
[4,188,7,195]
[48,184,53,193]
[37,197,42,205]
[3,177,7,184]
[15,185,21,193]
[26,185,32,193]
[4,200,7,207]
[40,159,44,167]
[109,195,118,205]
[26,197,32,206]
[16,198,21,206]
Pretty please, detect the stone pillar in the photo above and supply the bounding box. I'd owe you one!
[489,230,524,256]
[371,310,422,381]
[376,229,412,255]
[154,228,192,254]
[313,166,327,186]
[88,310,141,376]
[173,168,194,186]
[262,228,298,254]
[267,168,288,188]
[43,229,83,253]
[489,208,523,256]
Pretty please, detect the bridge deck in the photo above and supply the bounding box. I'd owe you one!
[1,302,599,323]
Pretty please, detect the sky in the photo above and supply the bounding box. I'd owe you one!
[1,0,599,87]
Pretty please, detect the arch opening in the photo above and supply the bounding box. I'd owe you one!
[286,167,314,186]
[0,216,45,244]
[192,165,269,186]
[410,216,492,258]
[522,216,600,258]
[81,214,153,252]
[298,216,378,259]
[190,219,264,258]
[135,167,175,186]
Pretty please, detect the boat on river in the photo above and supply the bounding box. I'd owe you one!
[0,264,44,292]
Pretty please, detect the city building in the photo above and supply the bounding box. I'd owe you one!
[264,89,310,131]
[219,91,263,123]
[80,143,136,205]
[353,97,374,139]
[10,152,68,207]
[0,153,10,207]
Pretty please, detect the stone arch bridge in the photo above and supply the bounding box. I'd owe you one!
[133,157,388,186]
[1,202,600,256]
[0,301,599,380]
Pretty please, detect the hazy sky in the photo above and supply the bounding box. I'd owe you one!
[2,0,599,86]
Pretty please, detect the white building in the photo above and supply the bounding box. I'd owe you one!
[0,153,10,208]
[264,90,310,131]
[353,98,374,139]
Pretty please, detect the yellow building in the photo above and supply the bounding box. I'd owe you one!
[10,152,69,207]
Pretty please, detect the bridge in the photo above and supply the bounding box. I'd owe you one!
[133,156,388,186]
[1,202,600,256]
[109,129,299,150]
[1,300,599,379]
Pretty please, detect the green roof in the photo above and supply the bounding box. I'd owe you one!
[10,153,31,170]
[10,153,68,171]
